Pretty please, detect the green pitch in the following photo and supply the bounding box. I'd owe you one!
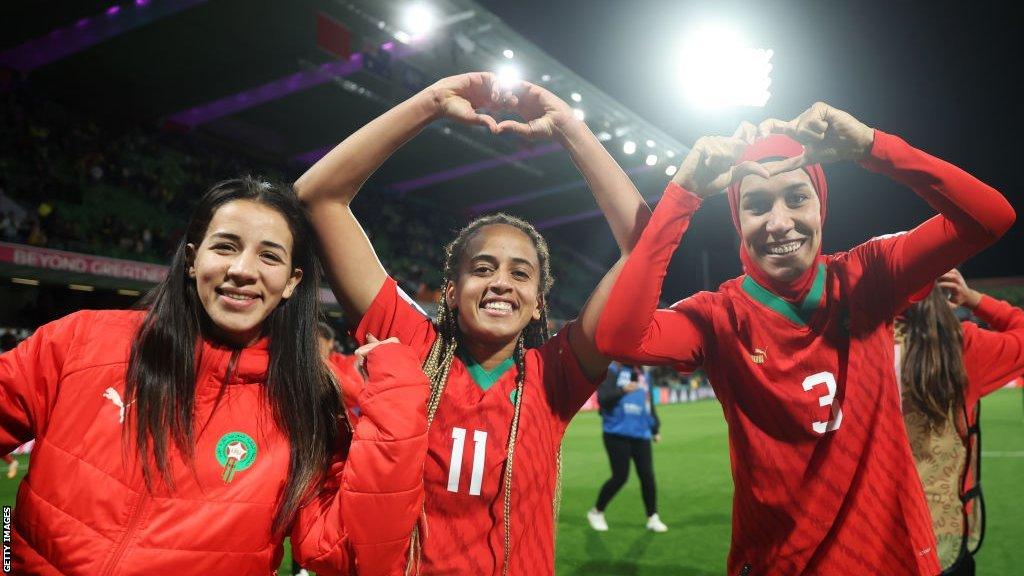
[1,389,1020,574]
[555,388,1024,575]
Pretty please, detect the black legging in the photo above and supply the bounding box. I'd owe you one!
[595,432,657,516]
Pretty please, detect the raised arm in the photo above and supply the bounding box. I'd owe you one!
[495,81,652,378]
[940,269,1024,398]
[596,128,766,368]
[295,73,502,322]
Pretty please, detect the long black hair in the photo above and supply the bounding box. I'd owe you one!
[125,176,341,534]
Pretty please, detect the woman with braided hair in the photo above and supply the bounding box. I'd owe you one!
[296,72,650,574]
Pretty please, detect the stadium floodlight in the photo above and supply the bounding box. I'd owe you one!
[401,3,438,39]
[676,24,773,109]
[623,140,637,155]
[646,139,656,148]
[596,131,612,141]
[503,48,514,59]
[666,150,675,158]
[645,154,658,166]
[541,74,551,82]
[394,30,412,44]
[665,165,678,176]
[570,92,582,102]
[572,108,586,121]
[496,64,522,89]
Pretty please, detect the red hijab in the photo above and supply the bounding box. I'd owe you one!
[726,135,828,302]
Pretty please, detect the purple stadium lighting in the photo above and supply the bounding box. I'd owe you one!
[166,42,421,130]
[473,165,654,215]
[391,142,563,194]
[0,0,209,72]
[534,169,661,230]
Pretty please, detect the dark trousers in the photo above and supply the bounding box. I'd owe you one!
[595,432,657,516]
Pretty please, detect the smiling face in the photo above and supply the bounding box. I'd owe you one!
[737,168,822,284]
[187,200,303,346]
[445,224,543,349]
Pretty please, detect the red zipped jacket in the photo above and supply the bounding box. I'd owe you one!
[0,309,428,575]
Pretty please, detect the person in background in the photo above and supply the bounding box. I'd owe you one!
[3,453,17,479]
[588,362,666,533]
[899,269,1024,575]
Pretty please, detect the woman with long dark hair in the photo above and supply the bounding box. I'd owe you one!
[899,269,1024,575]
[596,103,1015,575]
[0,177,428,575]
[296,72,649,575]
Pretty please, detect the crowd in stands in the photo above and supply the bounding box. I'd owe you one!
[0,85,605,319]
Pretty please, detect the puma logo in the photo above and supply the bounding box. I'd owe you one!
[751,348,767,364]
[103,388,126,423]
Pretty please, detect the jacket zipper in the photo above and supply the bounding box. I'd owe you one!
[100,490,151,576]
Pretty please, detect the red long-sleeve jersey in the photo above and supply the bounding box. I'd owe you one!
[354,277,599,575]
[597,131,1014,575]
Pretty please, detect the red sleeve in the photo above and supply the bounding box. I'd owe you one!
[961,295,1024,404]
[0,312,86,452]
[539,324,605,428]
[353,276,437,360]
[595,181,713,370]
[855,131,1015,308]
[329,353,363,425]
[293,343,429,576]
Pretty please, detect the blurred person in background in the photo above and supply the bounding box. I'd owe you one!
[898,269,1024,576]
[587,362,666,533]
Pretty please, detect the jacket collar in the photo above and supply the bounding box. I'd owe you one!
[196,336,270,385]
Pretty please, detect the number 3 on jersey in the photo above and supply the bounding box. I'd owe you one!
[801,372,843,434]
[447,427,487,496]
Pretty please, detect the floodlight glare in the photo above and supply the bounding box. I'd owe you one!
[665,165,678,176]
[646,139,655,148]
[394,30,412,44]
[676,24,773,109]
[623,140,637,155]
[666,150,675,158]
[597,131,612,141]
[503,49,514,59]
[401,3,437,39]
[645,154,658,166]
[572,108,586,121]
[541,74,552,82]
[496,65,522,89]
[570,92,582,102]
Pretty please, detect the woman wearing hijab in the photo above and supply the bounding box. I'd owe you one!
[596,102,1015,575]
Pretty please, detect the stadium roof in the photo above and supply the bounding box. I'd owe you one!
[1,0,685,241]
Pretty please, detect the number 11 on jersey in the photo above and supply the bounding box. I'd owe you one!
[447,427,487,496]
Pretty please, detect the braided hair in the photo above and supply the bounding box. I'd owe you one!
[418,213,553,575]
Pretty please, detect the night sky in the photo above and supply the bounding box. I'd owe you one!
[479,0,1021,297]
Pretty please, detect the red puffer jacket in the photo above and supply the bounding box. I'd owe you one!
[0,309,428,575]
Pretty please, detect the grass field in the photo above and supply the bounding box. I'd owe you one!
[3,389,1021,574]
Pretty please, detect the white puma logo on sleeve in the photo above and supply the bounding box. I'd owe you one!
[103,387,125,423]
